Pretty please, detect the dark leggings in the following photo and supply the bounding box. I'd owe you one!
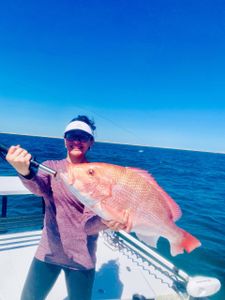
[20,258,95,300]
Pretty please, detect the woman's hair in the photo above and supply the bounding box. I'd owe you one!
[69,115,96,131]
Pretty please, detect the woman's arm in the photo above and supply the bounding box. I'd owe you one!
[19,170,52,197]
[101,213,132,233]
[6,145,52,197]
[84,210,132,235]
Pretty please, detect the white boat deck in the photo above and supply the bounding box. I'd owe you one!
[0,229,185,300]
[0,176,221,300]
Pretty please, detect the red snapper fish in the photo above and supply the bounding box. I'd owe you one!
[61,162,201,256]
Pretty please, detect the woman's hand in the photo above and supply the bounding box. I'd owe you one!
[6,145,32,176]
[101,209,132,233]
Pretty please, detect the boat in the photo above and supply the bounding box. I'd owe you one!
[0,176,221,300]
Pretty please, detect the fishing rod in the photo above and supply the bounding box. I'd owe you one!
[0,143,57,177]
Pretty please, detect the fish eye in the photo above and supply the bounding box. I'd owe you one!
[88,169,95,176]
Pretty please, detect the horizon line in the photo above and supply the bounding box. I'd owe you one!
[0,131,224,155]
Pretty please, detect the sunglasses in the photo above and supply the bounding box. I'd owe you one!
[65,132,92,142]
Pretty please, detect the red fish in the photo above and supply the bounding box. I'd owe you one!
[61,162,201,256]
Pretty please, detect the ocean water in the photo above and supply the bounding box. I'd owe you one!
[0,133,224,299]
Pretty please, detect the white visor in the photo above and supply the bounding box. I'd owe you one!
[64,120,94,138]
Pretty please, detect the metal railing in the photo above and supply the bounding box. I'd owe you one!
[0,194,45,232]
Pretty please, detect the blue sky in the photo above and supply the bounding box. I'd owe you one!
[0,1,225,153]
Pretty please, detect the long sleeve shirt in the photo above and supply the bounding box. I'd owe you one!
[19,159,107,270]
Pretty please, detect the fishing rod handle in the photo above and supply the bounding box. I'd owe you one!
[38,164,57,176]
[0,143,57,176]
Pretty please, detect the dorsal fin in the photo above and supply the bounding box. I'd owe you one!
[126,167,182,221]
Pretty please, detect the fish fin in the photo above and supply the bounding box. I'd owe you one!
[126,167,154,182]
[136,234,159,248]
[127,167,182,221]
[163,193,182,221]
[170,230,201,256]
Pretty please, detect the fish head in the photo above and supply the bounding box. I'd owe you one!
[61,163,116,210]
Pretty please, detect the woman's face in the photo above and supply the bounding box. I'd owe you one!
[64,130,94,161]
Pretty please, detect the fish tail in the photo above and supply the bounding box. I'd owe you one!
[170,229,201,256]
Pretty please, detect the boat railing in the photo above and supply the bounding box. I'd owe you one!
[104,229,189,296]
[0,176,44,232]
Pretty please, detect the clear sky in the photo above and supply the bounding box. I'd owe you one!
[0,1,225,153]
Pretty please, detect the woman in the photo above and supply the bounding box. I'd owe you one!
[6,115,129,300]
